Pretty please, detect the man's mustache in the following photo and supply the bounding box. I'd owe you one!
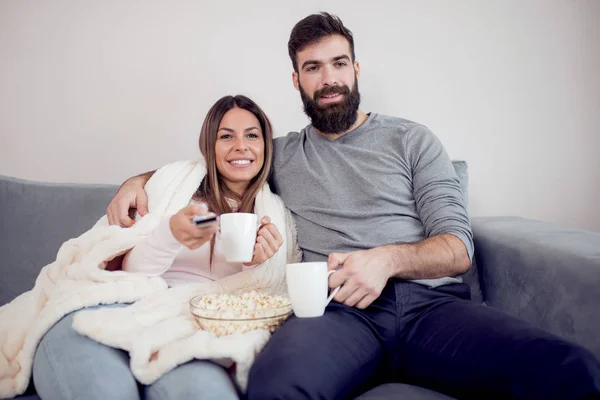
[313,85,350,100]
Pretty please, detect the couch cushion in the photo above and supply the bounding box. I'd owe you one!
[355,383,456,400]
[0,175,118,307]
[451,161,483,303]
[472,216,600,359]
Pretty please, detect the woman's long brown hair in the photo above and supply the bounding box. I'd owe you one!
[194,95,274,266]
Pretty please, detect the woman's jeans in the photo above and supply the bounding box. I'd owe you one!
[33,304,239,400]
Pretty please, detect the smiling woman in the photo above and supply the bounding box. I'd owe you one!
[31,94,297,400]
[214,108,265,197]
[121,94,278,282]
[197,95,273,218]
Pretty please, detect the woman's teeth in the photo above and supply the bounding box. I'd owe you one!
[230,160,251,165]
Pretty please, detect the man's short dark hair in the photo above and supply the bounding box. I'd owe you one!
[288,12,355,72]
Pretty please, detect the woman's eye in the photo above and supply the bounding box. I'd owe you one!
[247,133,259,139]
[219,134,232,140]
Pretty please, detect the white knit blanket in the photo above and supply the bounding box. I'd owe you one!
[0,159,296,398]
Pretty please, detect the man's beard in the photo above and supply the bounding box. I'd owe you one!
[299,79,361,135]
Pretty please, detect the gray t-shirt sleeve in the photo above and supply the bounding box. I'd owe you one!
[407,125,474,260]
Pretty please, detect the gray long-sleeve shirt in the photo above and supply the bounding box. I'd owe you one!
[270,113,473,288]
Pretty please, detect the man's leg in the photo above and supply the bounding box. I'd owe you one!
[394,283,600,399]
[247,281,399,400]
[33,304,140,400]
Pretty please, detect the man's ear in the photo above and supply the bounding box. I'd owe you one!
[354,61,361,78]
[292,71,300,91]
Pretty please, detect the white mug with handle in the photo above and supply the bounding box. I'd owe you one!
[285,262,341,318]
[220,213,259,263]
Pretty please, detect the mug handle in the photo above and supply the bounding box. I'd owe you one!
[325,270,341,306]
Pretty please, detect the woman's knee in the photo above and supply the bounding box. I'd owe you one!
[33,307,139,400]
[145,360,239,400]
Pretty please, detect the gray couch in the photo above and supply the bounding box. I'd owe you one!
[1,162,599,400]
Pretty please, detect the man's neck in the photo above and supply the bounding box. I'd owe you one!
[314,110,369,141]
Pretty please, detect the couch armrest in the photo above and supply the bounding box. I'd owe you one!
[471,216,600,359]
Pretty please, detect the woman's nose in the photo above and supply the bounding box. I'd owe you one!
[234,137,248,151]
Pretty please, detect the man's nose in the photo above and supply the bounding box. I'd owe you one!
[321,65,337,86]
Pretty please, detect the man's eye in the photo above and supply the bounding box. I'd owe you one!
[306,66,318,72]
[335,61,347,67]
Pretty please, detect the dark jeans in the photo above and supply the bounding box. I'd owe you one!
[247,280,600,400]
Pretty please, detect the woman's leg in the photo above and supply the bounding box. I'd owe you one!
[144,360,239,400]
[33,304,140,400]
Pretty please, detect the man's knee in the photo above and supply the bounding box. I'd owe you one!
[247,358,317,400]
[554,345,600,393]
[246,308,385,400]
[523,341,600,398]
[247,347,362,400]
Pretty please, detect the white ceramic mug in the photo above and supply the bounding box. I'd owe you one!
[220,213,259,263]
[285,262,341,318]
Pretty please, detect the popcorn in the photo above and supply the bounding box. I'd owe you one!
[190,291,292,336]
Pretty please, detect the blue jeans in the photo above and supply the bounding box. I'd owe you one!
[33,304,240,400]
[247,281,600,400]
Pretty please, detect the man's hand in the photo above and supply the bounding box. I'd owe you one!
[326,234,471,310]
[107,173,152,227]
[170,204,218,250]
[243,216,284,266]
[327,247,396,309]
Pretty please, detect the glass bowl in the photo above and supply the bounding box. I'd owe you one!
[189,291,293,337]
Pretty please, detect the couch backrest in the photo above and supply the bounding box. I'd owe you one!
[0,175,118,306]
[0,161,478,307]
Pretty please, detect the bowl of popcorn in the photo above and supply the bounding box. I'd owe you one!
[189,290,293,336]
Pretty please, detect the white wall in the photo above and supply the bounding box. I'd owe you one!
[1,0,599,232]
